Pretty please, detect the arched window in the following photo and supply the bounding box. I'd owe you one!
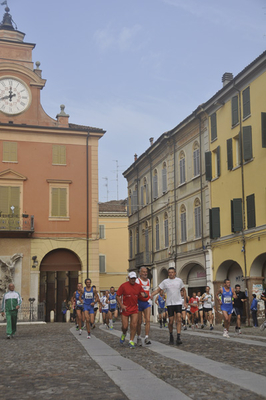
[153,169,158,199]
[193,142,200,177]
[141,177,149,206]
[136,228,139,254]
[180,204,187,242]
[144,221,150,263]
[155,217,160,251]
[162,161,167,193]
[164,212,169,248]
[129,230,133,259]
[179,151,186,184]
[194,198,201,238]
[128,189,132,215]
[132,184,138,213]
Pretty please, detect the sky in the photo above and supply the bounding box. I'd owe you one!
[5,0,266,201]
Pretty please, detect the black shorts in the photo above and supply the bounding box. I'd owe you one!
[234,307,243,317]
[203,307,212,313]
[167,305,182,317]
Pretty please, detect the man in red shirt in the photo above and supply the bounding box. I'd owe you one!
[116,271,148,349]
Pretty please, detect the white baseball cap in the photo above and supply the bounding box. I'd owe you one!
[128,271,137,279]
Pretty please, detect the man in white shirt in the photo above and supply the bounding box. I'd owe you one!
[136,267,152,346]
[151,267,187,345]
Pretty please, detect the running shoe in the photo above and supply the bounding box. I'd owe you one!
[144,337,151,345]
[164,323,168,328]
[260,322,266,331]
[210,326,214,331]
[169,334,174,345]
[176,336,182,345]
[120,334,126,344]
[201,324,204,329]
[76,325,79,331]
[223,330,229,338]
[239,329,242,334]
[79,329,82,335]
[82,325,86,330]
[184,325,187,331]
[110,326,113,330]
[160,323,162,328]
[6,335,10,339]
[87,334,91,339]
[137,337,142,346]
[106,324,109,329]
[92,324,96,329]
[129,340,135,349]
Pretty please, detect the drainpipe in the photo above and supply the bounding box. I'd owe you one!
[173,140,177,263]
[86,132,89,278]
[149,155,154,264]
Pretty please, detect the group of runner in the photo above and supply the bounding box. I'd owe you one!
[72,268,263,347]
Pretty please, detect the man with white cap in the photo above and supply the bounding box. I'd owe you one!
[116,271,148,349]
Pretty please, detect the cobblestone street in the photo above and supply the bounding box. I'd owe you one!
[0,321,265,400]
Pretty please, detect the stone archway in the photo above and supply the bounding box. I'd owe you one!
[159,268,168,282]
[40,249,82,322]
[249,253,266,312]
[179,263,206,297]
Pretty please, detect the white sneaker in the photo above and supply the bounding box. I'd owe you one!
[144,337,151,345]
[79,329,82,335]
[223,330,229,338]
[137,337,142,347]
[87,334,91,339]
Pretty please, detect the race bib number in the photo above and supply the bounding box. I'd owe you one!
[224,296,231,304]
[76,300,81,305]
[110,299,116,304]
[85,292,93,299]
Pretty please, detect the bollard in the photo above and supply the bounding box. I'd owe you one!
[66,309,70,323]
[50,310,54,323]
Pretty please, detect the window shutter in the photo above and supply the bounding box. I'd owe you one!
[99,225,105,239]
[156,223,160,250]
[243,126,252,161]
[99,255,106,273]
[132,190,138,212]
[211,113,217,141]
[243,87,250,118]
[3,142,17,162]
[52,188,67,217]
[153,175,158,199]
[211,208,220,239]
[195,206,201,238]
[0,186,9,213]
[231,198,243,232]
[205,151,212,181]
[231,96,239,126]
[146,184,149,204]
[164,219,169,248]
[217,146,221,177]
[247,194,256,229]
[162,168,167,193]
[261,113,266,148]
[227,139,233,170]
[181,212,187,242]
[53,145,66,165]
[193,149,200,176]
[140,186,144,207]
[145,229,149,253]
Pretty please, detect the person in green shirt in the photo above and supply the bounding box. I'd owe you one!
[1,283,22,339]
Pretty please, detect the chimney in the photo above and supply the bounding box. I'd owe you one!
[222,72,233,87]
[149,137,154,146]
[56,104,69,127]
[134,153,138,162]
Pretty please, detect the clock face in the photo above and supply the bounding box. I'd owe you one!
[0,77,31,115]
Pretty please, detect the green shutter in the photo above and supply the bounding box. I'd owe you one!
[243,87,250,119]
[0,186,19,214]
[59,188,67,216]
[231,96,239,126]
[231,198,243,232]
[210,208,220,239]
[53,145,66,165]
[227,139,233,170]
[217,146,220,177]
[247,194,256,229]
[211,113,217,141]
[243,126,252,161]
[51,187,67,217]
[205,151,212,181]
[3,142,17,162]
[0,186,9,213]
[261,113,266,148]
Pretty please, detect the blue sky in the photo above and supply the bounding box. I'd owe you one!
[7,0,266,201]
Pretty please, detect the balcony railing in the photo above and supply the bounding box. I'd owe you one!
[135,251,152,267]
[0,213,34,232]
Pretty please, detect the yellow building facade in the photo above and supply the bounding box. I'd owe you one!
[98,200,128,293]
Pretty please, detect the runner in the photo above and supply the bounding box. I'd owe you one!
[197,291,204,329]
[116,271,148,349]
[260,289,266,331]
[233,284,247,335]
[201,286,214,330]
[100,290,110,328]
[109,286,118,329]
[73,283,84,335]
[136,267,152,346]
[155,289,167,328]
[151,266,187,345]
[82,278,97,339]
[181,288,189,330]
[1,283,22,339]
[188,292,199,329]
[216,279,236,338]
[92,285,100,326]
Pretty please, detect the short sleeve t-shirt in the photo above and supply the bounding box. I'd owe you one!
[117,281,143,315]
[189,297,199,313]
[159,277,184,306]
[234,291,246,309]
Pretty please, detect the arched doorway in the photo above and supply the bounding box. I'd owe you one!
[179,263,206,297]
[39,249,82,322]
[159,268,168,283]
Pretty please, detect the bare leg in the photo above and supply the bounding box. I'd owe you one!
[129,313,139,341]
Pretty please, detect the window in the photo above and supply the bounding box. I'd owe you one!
[129,231,133,259]
[132,186,138,213]
[99,255,106,273]
[0,185,21,230]
[213,146,220,178]
[48,181,70,219]
[231,198,243,233]
[180,205,187,242]
[231,95,239,126]
[243,126,252,161]
[247,194,256,229]
[209,208,220,239]
[141,177,149,206]
[136,228,139,254]
[162,162,167,193]
[99,224,105,239]
[153,170,158,199]
[262,112,266,148]
[3,142,17,162]
[52,145,66,165]
[233,134,240,168]
[205,151,212,181]
[242,87,250,119]
[164,212,169,248]
[155,217,160,251]
[227,138,233,171]
[179,151,186,184]
[193,143,200,177]
[145,222,149,263]
[128,190,132,215]
[210,113,217,141]
[194,199,201,238]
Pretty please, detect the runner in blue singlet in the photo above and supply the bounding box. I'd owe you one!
[73,283,83,335]
[216,279,236,338]
[82,278,99,339]
[109,286,118,329]
[155,289,167,328]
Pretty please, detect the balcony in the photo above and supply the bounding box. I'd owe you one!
[135,251,152,267]
[0,213,34,237]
